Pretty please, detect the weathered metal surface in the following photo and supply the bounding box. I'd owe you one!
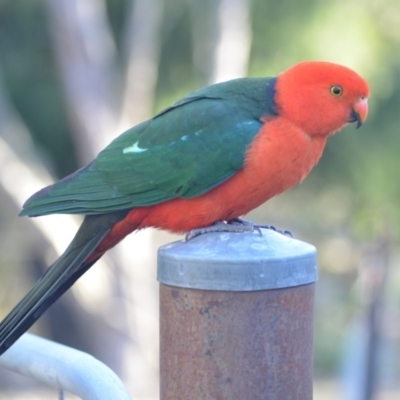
[158,229,316,400]
[160,284,314,400]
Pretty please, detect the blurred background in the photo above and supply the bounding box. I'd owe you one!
[0,0,399,399]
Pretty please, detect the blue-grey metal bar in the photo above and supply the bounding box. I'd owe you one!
[0,333,132,400]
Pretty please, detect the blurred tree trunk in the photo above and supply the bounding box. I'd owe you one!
[46,0,120,161]
[342,235,393,400]
[119,0,164,130]
[210,0,252,83]
[190,0,252,84]
[189,0,219,84]
[361,238,391,400]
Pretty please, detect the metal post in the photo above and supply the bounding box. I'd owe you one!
[158,228,317,400]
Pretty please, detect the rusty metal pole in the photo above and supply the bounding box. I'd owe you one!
[158,229,317,400]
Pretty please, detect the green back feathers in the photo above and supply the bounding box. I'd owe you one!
[21,77,278,217]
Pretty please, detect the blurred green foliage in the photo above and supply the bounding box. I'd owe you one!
[0,0,74,176]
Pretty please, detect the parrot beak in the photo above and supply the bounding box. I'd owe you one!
[349,98,368,129]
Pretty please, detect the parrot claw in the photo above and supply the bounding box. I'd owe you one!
[185,220,256,241]
[185,218,293,241]
[227,218,294,238]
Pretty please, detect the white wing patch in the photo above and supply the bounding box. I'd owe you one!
[123,141,148,154]
[123,131,201,154]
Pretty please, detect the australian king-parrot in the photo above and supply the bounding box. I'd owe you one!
[0,61,369,354]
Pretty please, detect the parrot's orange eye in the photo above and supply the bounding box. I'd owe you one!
[330,86,342,97]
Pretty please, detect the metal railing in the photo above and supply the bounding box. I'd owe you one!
[0,332,132,400]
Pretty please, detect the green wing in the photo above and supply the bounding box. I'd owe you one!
[21,77,277,216]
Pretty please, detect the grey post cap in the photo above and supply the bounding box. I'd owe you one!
[158,228,317,291]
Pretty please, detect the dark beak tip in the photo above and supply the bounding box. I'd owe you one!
[349,109,363,129]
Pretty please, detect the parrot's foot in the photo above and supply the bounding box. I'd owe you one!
[228,218,293,238]
[185,220,256,241]
[185,218,293,241]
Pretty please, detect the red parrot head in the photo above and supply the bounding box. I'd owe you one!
[275,61,370,136]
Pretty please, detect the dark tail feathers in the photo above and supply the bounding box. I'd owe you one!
[0,211,128,354]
